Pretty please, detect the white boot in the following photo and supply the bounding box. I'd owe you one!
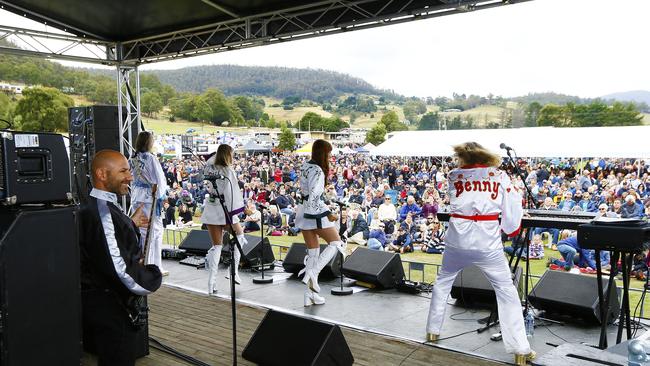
[207,244,222,295]
[225,234,246,284]
[304,288,326,307]
[316,241,346,273]
[299,248,321,293]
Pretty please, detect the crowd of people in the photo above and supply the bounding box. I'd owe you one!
[158,149,650,252]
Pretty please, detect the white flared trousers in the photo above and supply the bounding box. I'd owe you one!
[426,246,531,354]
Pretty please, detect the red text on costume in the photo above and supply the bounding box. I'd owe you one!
[454,180,500,200]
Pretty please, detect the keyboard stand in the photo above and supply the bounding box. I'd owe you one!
[595,249,632,349]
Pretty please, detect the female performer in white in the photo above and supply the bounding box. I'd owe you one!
[425,142,535,366]
[129,131,168,274]
[201,144,248,294]
[296,139,345,306]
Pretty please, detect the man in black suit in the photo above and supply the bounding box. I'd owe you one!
[79,150,162,366]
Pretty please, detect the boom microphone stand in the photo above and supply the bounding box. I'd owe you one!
[253,205,273,284]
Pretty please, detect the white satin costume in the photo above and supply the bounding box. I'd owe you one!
[426,165,531,355]
[129,151,168,271]
[200,155,247,294]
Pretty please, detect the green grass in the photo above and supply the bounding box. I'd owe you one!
[642,113,650,125]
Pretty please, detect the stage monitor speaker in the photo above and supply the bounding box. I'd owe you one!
[0,206,81,366]
[282,243,341,278]
[224,233,275,268]
[243,310,354,366]
[341,247,404,288]
[88,105,137,155]
[450,265,523,308]
[178,230,212,256]
[527,270,620,324]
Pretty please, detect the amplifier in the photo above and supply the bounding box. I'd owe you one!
[0,131,72,205]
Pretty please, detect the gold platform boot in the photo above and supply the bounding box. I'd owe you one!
[426,333,439,342]
[514,350,536,366]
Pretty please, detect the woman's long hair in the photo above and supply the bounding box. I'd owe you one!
[134,131,153,154]
[311,139,332,183]
[453,142,501,167]
[215,144,233,167]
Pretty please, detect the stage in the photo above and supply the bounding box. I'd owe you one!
[98,256,638,365]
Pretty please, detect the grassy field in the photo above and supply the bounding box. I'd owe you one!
[643,113,650,124]
[438,105,508,127]
[165,224,650,318]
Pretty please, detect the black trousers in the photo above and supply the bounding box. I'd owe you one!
[82,289,137,366]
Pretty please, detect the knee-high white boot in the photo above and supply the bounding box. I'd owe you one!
[299,248,321,293]
[207,244,222,295]
[225,234,246,284]
[317,241,346,272]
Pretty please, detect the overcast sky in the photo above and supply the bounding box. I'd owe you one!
[1,0,648,98]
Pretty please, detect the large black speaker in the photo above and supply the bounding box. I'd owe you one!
[282,243,342,278]
[178,230,212,256]
[528,270,620,324]
[0,131,71,205]
[450,265,524,307]
[243,310,354,366]
[0,206,81,365]
[341,248,404,288]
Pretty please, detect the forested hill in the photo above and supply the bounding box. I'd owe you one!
[145,65,396,102]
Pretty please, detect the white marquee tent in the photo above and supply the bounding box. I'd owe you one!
[370,126,650,158]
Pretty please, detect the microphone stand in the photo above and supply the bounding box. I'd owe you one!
[331,201,353,296]
[211,181,244,366]
[253,205,273,284]
[502,147,561,329]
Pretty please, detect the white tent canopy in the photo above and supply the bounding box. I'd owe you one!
[370,126,650,158]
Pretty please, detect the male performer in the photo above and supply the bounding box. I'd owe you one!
[80,149,162,366]
[129,131,169,275]
[425,142,535,366]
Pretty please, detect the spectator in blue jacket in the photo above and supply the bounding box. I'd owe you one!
[367,221,386,250]
[558,192,576,211]
[399,195,422,221]
[388,223,412,253]
[549,230,590,270]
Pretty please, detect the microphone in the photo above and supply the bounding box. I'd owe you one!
[499,143,513,151]
[204,173,226,181]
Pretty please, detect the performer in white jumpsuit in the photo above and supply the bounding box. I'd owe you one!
[296,139,346,306]
[129,131,168,274]
[200,144,248,295]
[425,142,535,366]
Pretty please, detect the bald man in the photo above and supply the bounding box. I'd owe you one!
[79,149,162,366]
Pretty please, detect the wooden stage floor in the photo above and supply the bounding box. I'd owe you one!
[83,285,503,366]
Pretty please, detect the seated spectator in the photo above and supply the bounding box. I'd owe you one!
[423,217,445,254]
[420,196,438,220]
[265,205,284,235]
[413,223,429,244]
[346,209,369,245]
[176,203,193,226]
[242,201,261,232]
[367,221,386,251]
[504,234,544,260]
[558,192,576,211]
[162,200,175,227]
[548,230,590,270]
[275,188,295,216]
[399,195,421,221]
[621,193,644,218]
[377,196,397,234]
[387,224,412,254]
[532,197,560,248]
